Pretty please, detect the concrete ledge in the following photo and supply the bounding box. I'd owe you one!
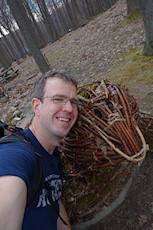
[72,166,139,230]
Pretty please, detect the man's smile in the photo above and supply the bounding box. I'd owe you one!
[57,117,70,122]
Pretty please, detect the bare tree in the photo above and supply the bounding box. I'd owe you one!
[35,0,59,42]
[127,0,140,15]
[0,0,22,60]
[0,34,13,67]
[0,0,119,67]
[24,0,46,48]
[84,0,94,18]
[71,0,84,27]
[140,0,153,56]
[63,0,77,30]
[6,0,50,73]
[51,0,69,34]
[0,25,15,61]
[0,39,12,67]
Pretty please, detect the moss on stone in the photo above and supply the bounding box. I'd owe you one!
[106,45,153,89]
[126,12,142,22]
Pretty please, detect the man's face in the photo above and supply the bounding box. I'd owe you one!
[37,77,78,139]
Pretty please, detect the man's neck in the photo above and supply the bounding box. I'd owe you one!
[29,119,60,155]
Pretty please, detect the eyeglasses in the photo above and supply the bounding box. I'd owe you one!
[43,95,79,109]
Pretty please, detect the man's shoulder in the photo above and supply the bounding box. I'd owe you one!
[0,139,33,150]
[0,135,36,161]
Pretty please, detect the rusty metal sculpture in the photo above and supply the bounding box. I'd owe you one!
[60,79,149,170]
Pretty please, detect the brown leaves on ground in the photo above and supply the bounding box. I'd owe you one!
[139,215,147,227]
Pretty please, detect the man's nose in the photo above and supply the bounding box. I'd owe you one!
[63,100,74,112]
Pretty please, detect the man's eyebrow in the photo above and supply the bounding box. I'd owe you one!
[53,94,65,97]
[53,95,78,100]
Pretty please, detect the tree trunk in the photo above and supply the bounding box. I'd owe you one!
[127,0,140,15]
[0,40,12,68]
[95,0,104,14]
[6,0,50,73]
[140,0,153,56]
[9,29,24,59]
[36,0,59,42]
[52,0,68,33]
[71,0,84,27]
[15,29,27,55]
[80,0,90,20]
[0,27,14,61]
[24,0,46,48]
[63,0,77,30]
[84,0,94,18]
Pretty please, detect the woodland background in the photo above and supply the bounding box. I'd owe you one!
[0,0,153,71]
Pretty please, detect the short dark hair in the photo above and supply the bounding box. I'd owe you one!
[33,70,77,102]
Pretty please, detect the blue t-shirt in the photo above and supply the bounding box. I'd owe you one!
[0,128,63,230]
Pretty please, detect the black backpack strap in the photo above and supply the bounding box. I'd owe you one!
[25,154,45,211]
[44,181,68,226]
[0,122,41,158]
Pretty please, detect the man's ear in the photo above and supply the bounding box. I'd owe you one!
[31,98,41,116]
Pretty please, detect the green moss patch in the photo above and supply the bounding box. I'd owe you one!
[106,45,153,88]
[126,12,142,22]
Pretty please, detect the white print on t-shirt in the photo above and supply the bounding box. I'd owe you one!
[36,175,62,208]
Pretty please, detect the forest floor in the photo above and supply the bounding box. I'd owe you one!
[99,151,153,230]
[1,0,153,229]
